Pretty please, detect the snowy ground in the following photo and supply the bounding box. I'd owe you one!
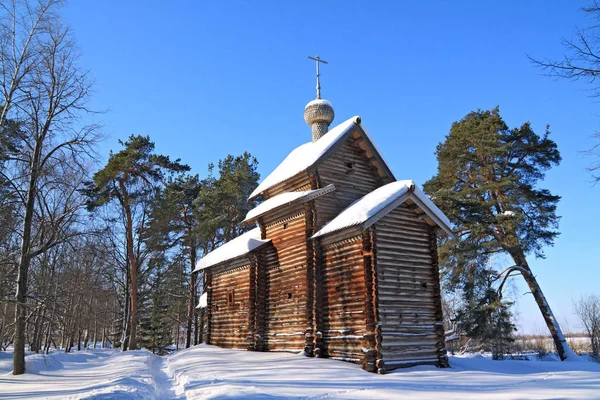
[1,345,599,399]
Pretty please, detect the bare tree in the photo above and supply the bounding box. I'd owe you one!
[0,0,61,131]
[529,2,600,181]
[574,294,600,355]
[0,0,100,374]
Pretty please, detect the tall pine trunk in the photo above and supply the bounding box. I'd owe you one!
[185,238,197,349]
[509,249,574,360]
[120,181,138,351]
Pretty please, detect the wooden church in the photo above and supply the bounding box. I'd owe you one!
[194,65,453,373]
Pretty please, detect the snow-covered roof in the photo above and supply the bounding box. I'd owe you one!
[312,180,453,239]
[193,228,270,272]
[249,116,359,200]
[196,292,208,309]
[243,185,335,223]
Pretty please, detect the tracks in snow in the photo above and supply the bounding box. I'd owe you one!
[149,353,182,400]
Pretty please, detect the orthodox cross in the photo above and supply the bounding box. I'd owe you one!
[308,55,328,99]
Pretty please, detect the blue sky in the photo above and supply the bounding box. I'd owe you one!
[61,1,599,334]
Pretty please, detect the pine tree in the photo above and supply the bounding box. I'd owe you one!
[424,107,575,360]
[139,290,172,355]
[146,174,201,348]
[194,152,260,248]
[458,269,516,360]
[86,135,189,350]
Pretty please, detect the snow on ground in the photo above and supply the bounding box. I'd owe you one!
[1,345,600,399]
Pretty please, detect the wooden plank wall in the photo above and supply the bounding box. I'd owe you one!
[374,206,442,369]
[263,171,312,200]
[263,205,309,352]
[319,235,368,363]
[208,261,252,350]
[313,135,382,231]
[253,244,278,351]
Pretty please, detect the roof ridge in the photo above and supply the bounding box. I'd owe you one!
[312,181,453,239]
[248,116,360,201]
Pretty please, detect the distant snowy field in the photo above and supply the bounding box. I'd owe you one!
[1,345,599,399]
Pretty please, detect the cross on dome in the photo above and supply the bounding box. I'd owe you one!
[305,55,335,142]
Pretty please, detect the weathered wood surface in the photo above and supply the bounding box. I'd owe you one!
[374,206,444,369]
[208,263,252,349]
[318,235,368,363]
[263,171,312,200]
[201,127,447,374]
[263,208,309,352]
[313,134,382,231]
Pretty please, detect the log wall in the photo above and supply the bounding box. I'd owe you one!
[319,235,369,363]
[207,259,252,350]
[263,205,309,352]
[263,171,312,200]
[374,205,443,369]
[313,134,382,230]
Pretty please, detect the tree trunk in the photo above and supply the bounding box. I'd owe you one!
[121,255,131,351]
[14,254,32,374]
[120,290,130,351]
[198,308,204,344]
[120,182,138,351]
[13,134,44,374]
[194,311,199,346]
[0,303,7,350]
[185,239,197,349]
[509,250,575,360]
[83,328,89,349]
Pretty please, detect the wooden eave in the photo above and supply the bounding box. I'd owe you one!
[307,121,395,184]
[249,116,395,202]
[361,192,456,239]
[351,123,395,184]
[242,184,336,226]
[193,240,272,274]
[314,225,363,247]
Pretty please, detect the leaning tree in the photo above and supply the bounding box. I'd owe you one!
[424,107,576,360]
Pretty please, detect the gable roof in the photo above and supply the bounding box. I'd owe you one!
[243,184,335,224]
[312,180,454,239]
[193,227,270,272]
[248,116,394,201]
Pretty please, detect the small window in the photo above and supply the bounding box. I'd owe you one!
[345,162,353,169]
[283,222,288,230]
[421,282,428,288]
[227,289,235,309]
[288,292,293,299]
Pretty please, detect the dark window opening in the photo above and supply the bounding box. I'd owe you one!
[227,289,235,309]
[421,282,428,288]
[283,222,288,229]
[345,162,353,169]
[288,292,293,299]
[335,286,341,292]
